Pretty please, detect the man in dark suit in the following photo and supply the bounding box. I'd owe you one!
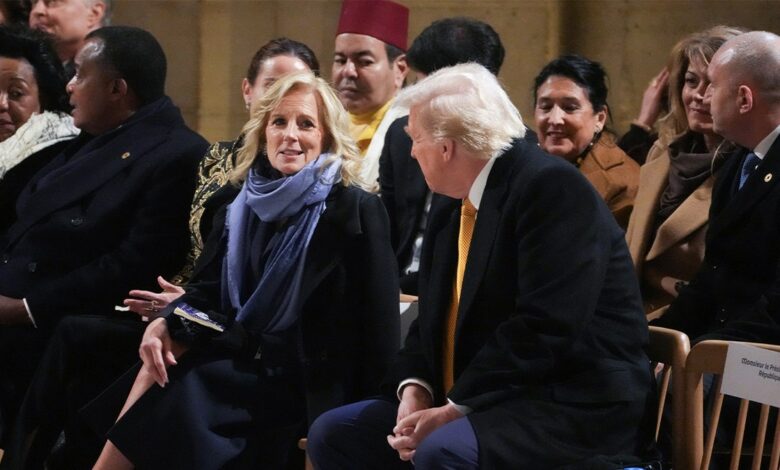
[380,18,539,294]
[654,31,780,344]
[0,25,207,445]
[308,64,653,469]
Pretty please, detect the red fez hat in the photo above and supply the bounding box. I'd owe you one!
[337,0,409,51]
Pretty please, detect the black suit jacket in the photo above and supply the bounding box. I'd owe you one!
[0,97,208,329]
[168,183,401,422]
[0,140,71,233]
[656,137,780,343]
[385,139,652,467]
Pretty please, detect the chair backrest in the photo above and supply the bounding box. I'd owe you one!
[684,340,780,470]
[647,326,691,470]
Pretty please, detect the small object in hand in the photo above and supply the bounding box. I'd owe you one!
[173,303,225,332]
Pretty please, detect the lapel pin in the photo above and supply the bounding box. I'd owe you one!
[765,173,773,183]
[121,152,131,159]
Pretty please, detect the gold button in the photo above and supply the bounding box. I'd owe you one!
[121,152,131,159]
[765,173,773,183]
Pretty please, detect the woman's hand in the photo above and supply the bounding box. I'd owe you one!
[139,318,187,387]
[124,276,185,319]
[636,67,670,129]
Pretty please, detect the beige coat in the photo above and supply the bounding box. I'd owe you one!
[625,139,713,319]
[579,136,640,229]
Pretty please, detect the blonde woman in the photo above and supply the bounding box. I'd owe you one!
[91,72,400,469]
[625,26,743,319]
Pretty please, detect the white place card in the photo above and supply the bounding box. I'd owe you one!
[722,342,780,408]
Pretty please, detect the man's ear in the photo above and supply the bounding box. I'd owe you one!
[393,54,408,90]
[88,1,106,29]
[440,138,456,163]
[111,77,129,100]
[595,104,608,133]
[737,85,754,114]
[241,78,253,109]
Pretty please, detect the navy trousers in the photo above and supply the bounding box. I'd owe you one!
[307,399,479,470]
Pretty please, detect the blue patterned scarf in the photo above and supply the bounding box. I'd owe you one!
[223,153,341,334]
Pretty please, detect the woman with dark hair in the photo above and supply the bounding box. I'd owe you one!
[625,26,743,319]
[91,71,399,469]
[534,54,639,228]
[0,25,77,229]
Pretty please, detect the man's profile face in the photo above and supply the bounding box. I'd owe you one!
[332,33,406,115]
[406,108,448,194]
[29,0,102,50]
[704,50,739,142]
[66,39,117,135]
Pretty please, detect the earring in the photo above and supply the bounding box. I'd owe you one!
[245,102,250,110]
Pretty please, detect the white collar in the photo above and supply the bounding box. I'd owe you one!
[467,156,498,211]
[752,123,780,160]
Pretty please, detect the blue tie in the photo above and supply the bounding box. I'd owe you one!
[739,152,760,190]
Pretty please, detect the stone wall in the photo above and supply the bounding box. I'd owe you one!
[114,0,780,143]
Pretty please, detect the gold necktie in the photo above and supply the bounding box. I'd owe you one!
[442,198,476,392]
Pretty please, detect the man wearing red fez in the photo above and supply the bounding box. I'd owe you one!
[332,0,409,186]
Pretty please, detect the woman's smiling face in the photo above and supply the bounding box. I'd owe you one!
[682,58,714,136]
[534,75,606,162]
[265,88,324,175]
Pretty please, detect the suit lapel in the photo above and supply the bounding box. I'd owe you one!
[6,120,172,246]
[456,154,512,332]
[709,142,780,238]
[646,175,713,261]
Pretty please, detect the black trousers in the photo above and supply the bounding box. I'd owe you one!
[4,315,146,470]
[0,325,50,446]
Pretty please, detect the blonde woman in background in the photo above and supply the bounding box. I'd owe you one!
[625,26,744,319]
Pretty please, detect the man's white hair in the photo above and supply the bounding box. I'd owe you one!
[396,63,525,159]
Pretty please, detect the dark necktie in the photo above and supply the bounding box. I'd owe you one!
[739,152,760,190]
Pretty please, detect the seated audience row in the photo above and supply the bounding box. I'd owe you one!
[90,71,400,470]
[0,24,207,458]
[310,62,653,469]
[0,0,779,467]
[5,36,323,469]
